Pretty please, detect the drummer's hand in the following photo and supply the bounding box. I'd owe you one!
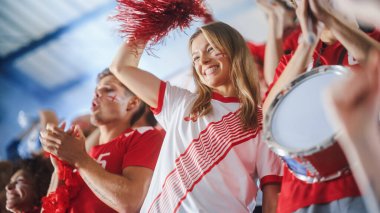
[257,0,287,38]
[327,50,380,145]
[296,0,323,44]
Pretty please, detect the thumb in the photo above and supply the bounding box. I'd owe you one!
[74,125,86,140]
[58,121,66,130]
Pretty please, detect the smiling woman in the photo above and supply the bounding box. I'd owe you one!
[5,157,53,213]
[109,21,283,213]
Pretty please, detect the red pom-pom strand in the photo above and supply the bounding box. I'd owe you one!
[41,155,82,213]
[113,0,213,45]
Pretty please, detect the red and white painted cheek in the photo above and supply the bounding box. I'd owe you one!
[104,92,121,103]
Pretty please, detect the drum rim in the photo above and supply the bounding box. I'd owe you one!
[286,164,351,183]
[264,65,349,157]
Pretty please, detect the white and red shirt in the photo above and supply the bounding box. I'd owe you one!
[69,127,164,213]
[141,81,282,213]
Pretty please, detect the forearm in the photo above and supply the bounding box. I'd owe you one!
[262,184,280,213]
[109,42,161,108]
[47,171,59,194]
[111,40,145,69]
[324,14,380,64]
[264,17,284,84]
[340,130,380,212]
[263,41,316,115]
[77,156,144,212]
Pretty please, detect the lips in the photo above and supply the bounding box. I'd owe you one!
[91,99,100,111]
[6,191,20,201]
[204,65,219,75]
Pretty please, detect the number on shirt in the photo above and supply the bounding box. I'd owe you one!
[96,152,111,169]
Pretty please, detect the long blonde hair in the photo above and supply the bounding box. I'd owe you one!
[189,22,261,130]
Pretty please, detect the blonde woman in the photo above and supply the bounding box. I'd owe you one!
[110,22,282,213]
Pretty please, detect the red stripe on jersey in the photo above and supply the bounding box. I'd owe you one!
[151,81,166,115]
[148,110,263,212]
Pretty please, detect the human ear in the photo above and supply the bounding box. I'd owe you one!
[126,96,141,112]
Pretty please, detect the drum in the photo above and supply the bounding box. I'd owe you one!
[264,65,350,183]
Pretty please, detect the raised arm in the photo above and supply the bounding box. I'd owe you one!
[257,0,287,85]
[308,0,380,64]
[109,40,161,108]
[262,0,320,116]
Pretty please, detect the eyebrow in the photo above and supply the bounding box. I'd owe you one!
[192,43,211,56]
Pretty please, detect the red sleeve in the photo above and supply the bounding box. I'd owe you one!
[150,81,166,115]
[367,28,380,42]
[122,129,164,170]
[282,27,301,53]
[260,175,282,190]
[247,41,266,65]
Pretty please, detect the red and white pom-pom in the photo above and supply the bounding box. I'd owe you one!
[113,0,213,45]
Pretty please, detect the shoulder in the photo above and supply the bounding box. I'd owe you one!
[133,126,156,134]
[132,126,164,141]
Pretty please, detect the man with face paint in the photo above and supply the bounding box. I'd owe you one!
[263,0,380,212]
[39,68,164,213]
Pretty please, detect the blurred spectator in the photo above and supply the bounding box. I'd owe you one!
[263,0,380,212]
[5,157,53,213]
[248,0,300,97]
[70,114,96,138]
[0,161,14,213]
[6,110,58,161]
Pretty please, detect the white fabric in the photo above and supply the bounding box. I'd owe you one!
[141,82,282,213]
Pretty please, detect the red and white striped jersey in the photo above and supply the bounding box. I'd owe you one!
[141,81,282,213]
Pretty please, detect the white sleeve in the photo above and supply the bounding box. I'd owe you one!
[150,81,194,130]
[255,133,283,188]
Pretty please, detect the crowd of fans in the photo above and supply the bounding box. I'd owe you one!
[1,0,380,212]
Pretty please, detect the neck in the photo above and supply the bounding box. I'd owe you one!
[132,118,148,128]
[213,85,237,97]
[98,121,130,145]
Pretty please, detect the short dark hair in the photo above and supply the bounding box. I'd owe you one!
[97,68,135,96]
[130,103,158,127]
[97,68,155,126]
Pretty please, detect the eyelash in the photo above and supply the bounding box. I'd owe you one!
[192,47,217,63]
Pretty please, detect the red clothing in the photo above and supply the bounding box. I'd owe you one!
[278,166,361,213]
[69,127,164,213]
[267,29,380,212]
[265,29,380,99]
[247,27,302,98]
[247,27,302,67]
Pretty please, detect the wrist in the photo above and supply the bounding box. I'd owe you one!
[74,153,92,169]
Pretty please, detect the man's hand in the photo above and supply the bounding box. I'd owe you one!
[40,123,89,168]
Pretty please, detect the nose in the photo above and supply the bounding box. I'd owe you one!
[200,53,211,65]
[95,89,101,98]
[6,182,15,191]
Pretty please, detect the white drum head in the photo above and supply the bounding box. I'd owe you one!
[267,66,347,153]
